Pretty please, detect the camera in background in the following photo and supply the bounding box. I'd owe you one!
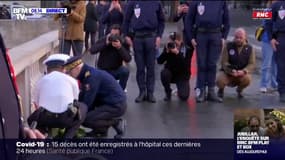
[167,42,176,49]
[108,34,121,42]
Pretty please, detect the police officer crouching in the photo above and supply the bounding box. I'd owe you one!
[157,32,190,101]
[216,28,256,100]
[28,54,88,138]
[64,56,127,138]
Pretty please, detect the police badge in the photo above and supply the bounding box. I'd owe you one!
[134,4,141,18]
[278,6,285,20]
[197,2,205,16]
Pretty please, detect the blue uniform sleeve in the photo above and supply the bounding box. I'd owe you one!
[266,3,277,40]
[122,2,134,36]
[82,76,100,109]
[157,2,165,38]
[185,2,197,42]
[222,2,230,39]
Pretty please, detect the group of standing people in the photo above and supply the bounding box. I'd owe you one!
[52,0,260,104]
[54,0,124,56]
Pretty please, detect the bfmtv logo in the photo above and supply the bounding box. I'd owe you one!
[252,9,272,19]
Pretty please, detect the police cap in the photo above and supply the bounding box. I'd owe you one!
[43,53,70,67]
[64,55,83,71]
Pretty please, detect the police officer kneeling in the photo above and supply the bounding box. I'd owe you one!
[64,56,127,138]
[28,54,88,138]
[216,28,256,100]
[157,32,190,101]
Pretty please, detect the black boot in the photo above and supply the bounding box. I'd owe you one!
[236,88,244,99]
[196,88,206,103]
[135,91,147,103]
[207,87,223,103]
[163,91,171,101]
[217,88,224,99]
[112,119,126,139]
[147,93,156,103]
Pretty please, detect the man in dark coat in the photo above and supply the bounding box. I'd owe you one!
[84,0,98,52]
[90,24,131,90]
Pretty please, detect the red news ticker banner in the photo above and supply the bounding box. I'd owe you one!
[252,10,272,19]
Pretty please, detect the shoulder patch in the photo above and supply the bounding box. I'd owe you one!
[85,71,91,78]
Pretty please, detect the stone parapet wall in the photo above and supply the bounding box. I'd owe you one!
[0,18,58,49]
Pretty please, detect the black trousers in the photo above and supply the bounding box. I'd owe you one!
[27,102,87,138]
[161,68,190,101]
[85,31,96,50]
[83,101,127,130]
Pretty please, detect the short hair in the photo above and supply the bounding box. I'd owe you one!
[110,24,121,32]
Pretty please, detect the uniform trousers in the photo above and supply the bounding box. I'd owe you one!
[28,102,87,138]
[196,32,222,89]
[133,35,156,94]
[83,101,127,130]
[274,33,285,95]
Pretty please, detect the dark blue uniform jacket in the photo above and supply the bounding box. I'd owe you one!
[123,1,165,37]
[185,1,230,40]
[78,64,126,110]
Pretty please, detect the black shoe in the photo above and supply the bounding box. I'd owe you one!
[217,88,224,98]
[236,88,244,99]
[163,96,171,101]
[163,91,171,101]
[147,93,156,103]
[196,88,206,103]
[280,94,285,102]
[237,92,244,99]
[135,92,147,103]
[113,119,126,139]
[207,87,223,103]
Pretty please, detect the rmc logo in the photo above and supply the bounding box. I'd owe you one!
[252,8,272,19]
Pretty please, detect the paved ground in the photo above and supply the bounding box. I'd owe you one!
[82,34,283,140]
